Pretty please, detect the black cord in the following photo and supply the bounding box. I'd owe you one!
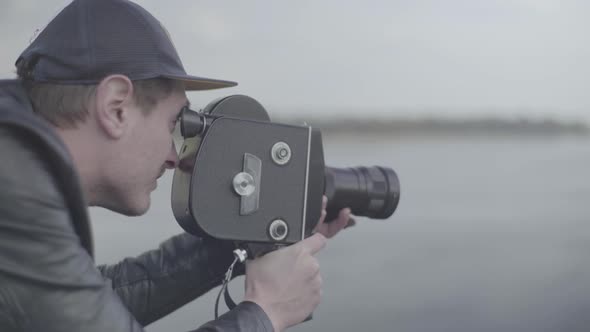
[214,256,238,319]
[214,249,247,319]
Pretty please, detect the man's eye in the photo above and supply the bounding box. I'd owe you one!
[172,118,182,136]
[173,113,182,127]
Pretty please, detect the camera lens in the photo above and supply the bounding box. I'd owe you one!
[324,166,400,221]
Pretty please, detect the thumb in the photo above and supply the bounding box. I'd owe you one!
[294,233,327,255]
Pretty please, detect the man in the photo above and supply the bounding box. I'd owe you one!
[0,0,352,331]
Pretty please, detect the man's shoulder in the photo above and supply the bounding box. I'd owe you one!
[0,125,65,203]
[0,124,99,285]
[0,117,95,257]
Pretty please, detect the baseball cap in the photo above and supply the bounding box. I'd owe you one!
[15,0,237,90]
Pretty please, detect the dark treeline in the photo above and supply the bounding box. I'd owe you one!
[275,116,589,137]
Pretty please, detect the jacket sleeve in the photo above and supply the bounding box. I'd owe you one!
[96,233,246,326]
[0,127,272,332]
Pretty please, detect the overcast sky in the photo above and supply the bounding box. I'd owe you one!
[1,0,589,121]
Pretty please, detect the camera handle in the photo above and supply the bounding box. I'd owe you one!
[215,244,277,318]
[215,247,314,324]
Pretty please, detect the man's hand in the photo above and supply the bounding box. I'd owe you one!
[314,195,356,239]
[242,196,354,331]
[243,233,326,332]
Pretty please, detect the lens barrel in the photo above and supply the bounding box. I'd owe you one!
[324,166,400,221]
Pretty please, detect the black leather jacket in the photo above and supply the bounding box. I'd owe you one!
[0,80,273,331]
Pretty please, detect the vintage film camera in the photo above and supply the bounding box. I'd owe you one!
[171,95,400,253]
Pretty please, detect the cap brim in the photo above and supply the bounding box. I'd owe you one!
[163,74,237,91]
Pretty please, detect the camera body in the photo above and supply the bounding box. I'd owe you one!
[172,95,325,244]
[171,95,400,248]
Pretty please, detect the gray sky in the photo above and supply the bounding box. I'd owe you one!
[1,0,589,121]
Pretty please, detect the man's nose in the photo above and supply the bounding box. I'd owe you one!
[165,141,179,169]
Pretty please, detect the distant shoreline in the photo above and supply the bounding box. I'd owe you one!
[275,116,590,137]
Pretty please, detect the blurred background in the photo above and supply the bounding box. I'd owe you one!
[2,1,590,331]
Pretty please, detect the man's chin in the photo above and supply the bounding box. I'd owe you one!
[104,197,151,217]
[91,189,152,216]
[128,200,151,216]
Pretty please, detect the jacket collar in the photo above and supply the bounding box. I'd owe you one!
[0,79,36,115]
[0,79,75,169]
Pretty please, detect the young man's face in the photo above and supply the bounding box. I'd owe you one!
[106,89,187,216]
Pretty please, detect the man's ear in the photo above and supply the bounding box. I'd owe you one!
[93,75,135,139]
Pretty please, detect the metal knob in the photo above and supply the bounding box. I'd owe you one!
[233,172,255,196]
[269,219,288,241]
[271,142,291,165]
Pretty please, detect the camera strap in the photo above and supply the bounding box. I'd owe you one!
[224,282,238,310]
[214,248,248,319]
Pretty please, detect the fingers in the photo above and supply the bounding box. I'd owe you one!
[319,208,326,224]
[336,208,353,229]
[319,196,328,223]
[314,195,355,239]
[297,232,327,255]
[313,196,328,234]
[345,217,356,229]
